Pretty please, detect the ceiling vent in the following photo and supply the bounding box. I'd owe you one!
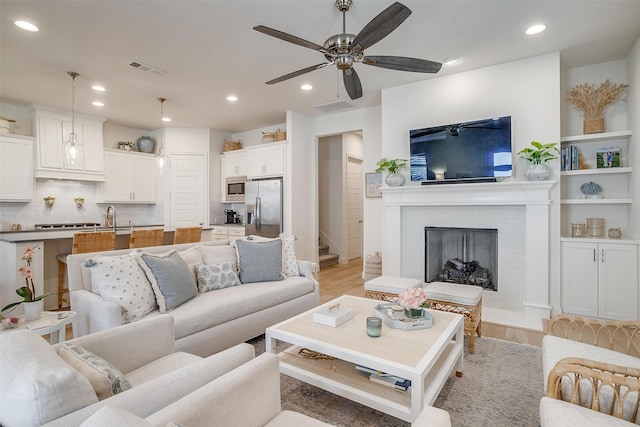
[315,100,354,113]
[128,61,165,76]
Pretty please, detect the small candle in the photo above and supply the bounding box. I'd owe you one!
[367,317,382,337]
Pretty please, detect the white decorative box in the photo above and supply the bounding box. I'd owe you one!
[313,303,354,327]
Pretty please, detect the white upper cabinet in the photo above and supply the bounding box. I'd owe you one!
[0,135,34,201]
[33,107,106,181]
[247,143,285,179]
[100,150,157,203]
[223,150,246,178]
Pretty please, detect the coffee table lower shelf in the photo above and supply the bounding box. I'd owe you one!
[276,342,461,422]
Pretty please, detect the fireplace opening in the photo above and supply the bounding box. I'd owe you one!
[425,227,498,291]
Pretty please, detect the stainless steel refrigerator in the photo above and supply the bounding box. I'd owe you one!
[244,178,282,238]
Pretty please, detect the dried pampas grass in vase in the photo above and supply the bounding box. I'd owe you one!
[567,79,629,134]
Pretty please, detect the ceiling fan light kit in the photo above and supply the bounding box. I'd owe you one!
[253,1,442,100]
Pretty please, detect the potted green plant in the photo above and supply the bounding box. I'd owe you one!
[376,158,408,187]
[1,246,55,320]
[517,141,559,181]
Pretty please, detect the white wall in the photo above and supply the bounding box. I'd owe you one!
[380,52,561,309]
[318,135,343,256]
[627,38,640,238]
[209,128,232,224]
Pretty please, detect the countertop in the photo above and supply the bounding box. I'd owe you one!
[0,224,168,243]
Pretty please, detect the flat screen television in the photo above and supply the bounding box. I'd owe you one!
[409,116,512,184]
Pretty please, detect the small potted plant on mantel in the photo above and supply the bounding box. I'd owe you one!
[517,141,560,181]
[376,158,408,187]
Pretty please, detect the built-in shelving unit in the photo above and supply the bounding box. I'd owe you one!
[559,130,633,239]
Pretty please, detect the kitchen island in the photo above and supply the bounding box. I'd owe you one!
[0,225,212,313]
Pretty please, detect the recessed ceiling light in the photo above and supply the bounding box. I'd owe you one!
[92,101,104,107]
[525,24,546,35]
[92,85,106,92]
[301,84,313,91]
[162,117,171,122]
[443,58,459,65]
[15,20,39,32]
[226,95,238,102]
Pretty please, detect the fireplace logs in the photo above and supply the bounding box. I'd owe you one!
[435,258,495,290]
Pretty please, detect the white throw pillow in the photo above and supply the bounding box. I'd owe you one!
[58,344,131,400]
[87,255,157,323]
[177,246,204,283]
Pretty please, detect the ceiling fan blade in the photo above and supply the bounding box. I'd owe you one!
[351,2,412,52]
[363,55,442,73]
[253,25,326,52]
[266,63,330,85]
[343,68,363,100]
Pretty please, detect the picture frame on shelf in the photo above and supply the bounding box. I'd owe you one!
[365,172,382,198]
[596,146,620,168]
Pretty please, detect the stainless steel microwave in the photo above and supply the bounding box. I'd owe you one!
[225,176,247,201]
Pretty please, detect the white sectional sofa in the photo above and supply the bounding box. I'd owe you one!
[67,239,319,357]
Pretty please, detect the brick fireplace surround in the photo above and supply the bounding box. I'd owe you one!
[381,181,556,323]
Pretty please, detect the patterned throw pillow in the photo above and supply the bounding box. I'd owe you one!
[58,343,131,400]
[195,261,241,293]
[87,255,157,323]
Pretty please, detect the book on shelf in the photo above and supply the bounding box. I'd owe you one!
[355,365,411,392]
[561,145,581,171]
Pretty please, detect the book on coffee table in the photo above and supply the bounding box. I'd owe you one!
[369,373,411,392]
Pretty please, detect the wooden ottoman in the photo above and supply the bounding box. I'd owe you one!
[364,276,422,302]
[424,281,483,353]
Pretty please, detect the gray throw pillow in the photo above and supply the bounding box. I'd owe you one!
[236,239,283,283]
[137,250,197,312]
[195,261,241,292]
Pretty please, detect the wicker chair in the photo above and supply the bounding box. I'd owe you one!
[129,228,164,248]
[542,315,640,425]
[57,231,116,308]
[173,226,202,244]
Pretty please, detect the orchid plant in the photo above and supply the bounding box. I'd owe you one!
[1,246,55,312]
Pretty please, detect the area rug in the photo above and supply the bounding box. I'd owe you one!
[247,335,543,426]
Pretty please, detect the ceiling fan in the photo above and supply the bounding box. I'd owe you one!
[253,0,442,100]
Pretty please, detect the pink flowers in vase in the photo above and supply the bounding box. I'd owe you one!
[398,287,430,310]
[1,246,55,313]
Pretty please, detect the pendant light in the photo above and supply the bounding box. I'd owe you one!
[157,97,166,175]
[63,71,84,168]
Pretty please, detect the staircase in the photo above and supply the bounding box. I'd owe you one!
[319,245,339,268]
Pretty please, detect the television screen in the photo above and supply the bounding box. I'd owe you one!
[409,116,512,183]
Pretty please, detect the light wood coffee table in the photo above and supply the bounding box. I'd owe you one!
[266,295,464,423]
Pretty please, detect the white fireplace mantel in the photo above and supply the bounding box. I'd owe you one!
[381,180,557,319]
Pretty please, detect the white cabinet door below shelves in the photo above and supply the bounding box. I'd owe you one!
[562,242,599,317]
[598,243,638,320]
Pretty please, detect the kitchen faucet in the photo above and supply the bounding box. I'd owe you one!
[106,205,116,230]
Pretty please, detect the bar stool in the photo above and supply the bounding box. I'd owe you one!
[57,231,116,309]
[173,226,202,244]
[129,228,164,248]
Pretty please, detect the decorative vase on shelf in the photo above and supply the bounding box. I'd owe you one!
[23,300,43,321]
[524,163,551,181]
[385,172,405,187]
[136,136,155,153]
[583,118,604,135]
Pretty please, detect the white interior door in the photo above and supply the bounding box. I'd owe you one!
[170,154,207,229]
[347,156,363,260]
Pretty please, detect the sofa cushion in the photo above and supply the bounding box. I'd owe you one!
[79,405,152,427]
[198,245,237,266]
[170,276,314,340]
[86,254,157,323]
[195,261,241,293]
[540,396,637,427]
[125,352,202,387]
[177,246,204,282]
[58,343,132,400]
[135,250,197,313]
[0,330,98,427]
[236,239,283,283]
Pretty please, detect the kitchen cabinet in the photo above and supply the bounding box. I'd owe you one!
[560,130,633,238]
[223,150,246,178]
[561,240,638,320]
[101,150,157,203]
[0,135,34,201]
[247,143,285,179]
[210,225,245,242]
[33,107,106,181]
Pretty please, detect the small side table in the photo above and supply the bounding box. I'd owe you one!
[0,311,76,344]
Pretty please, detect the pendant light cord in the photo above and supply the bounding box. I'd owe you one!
[68,71,79,141]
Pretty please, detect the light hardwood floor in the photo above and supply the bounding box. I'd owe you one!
[318,257,545,346]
